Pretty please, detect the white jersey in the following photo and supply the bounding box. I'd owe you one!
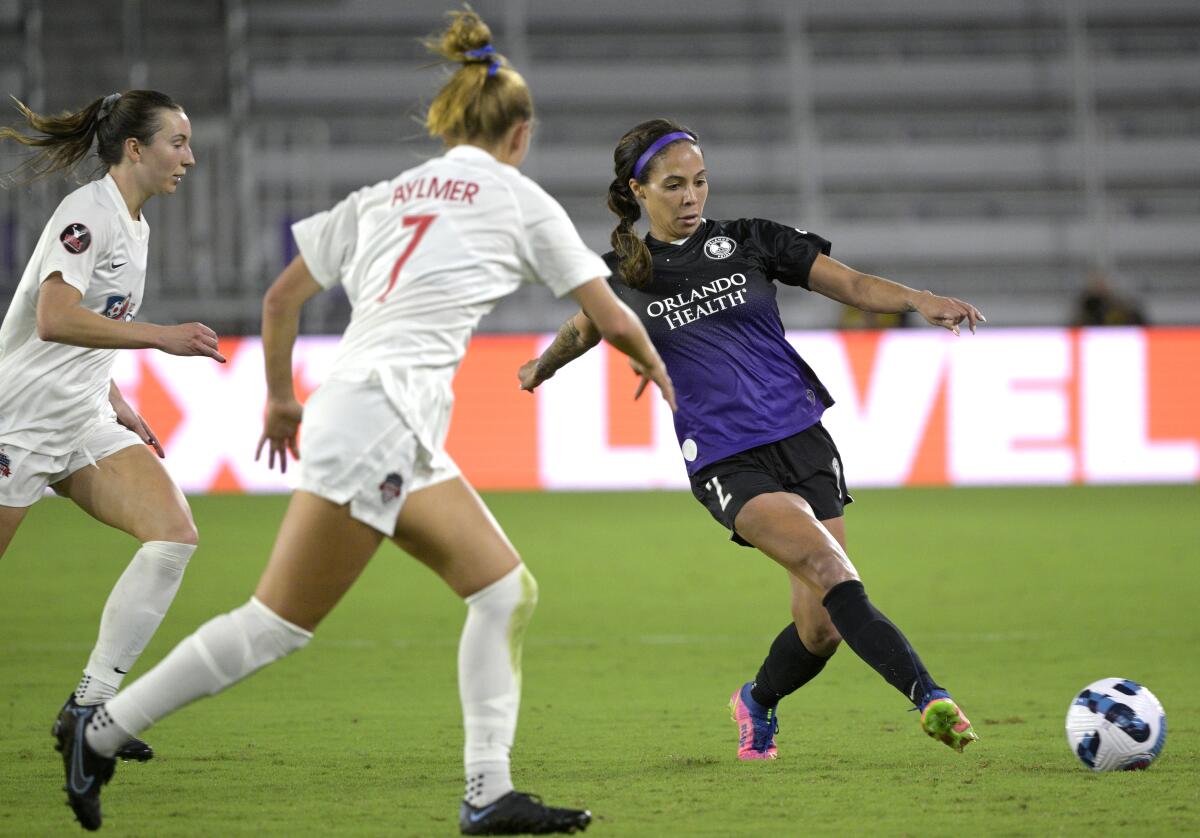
[0,174,149,455]
[292,143,608,453]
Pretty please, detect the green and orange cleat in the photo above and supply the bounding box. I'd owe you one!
[920,693,979,753]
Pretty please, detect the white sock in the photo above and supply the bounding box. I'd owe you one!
[77,540,195,702]
[87,597,311,757]
[73,673,119,705]
[84,706,132,755]
[459,564,538,807]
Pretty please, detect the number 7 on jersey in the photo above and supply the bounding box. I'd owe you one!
[706,476,733,511]
[377,214,437,303]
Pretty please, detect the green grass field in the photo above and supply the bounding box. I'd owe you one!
[1,485,1197,837]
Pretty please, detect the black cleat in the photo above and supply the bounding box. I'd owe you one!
[460,791,591,835]
[54,703,116,831]
[114,737,153,762]
[54,696,153,762]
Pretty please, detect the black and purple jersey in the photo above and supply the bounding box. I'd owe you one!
[604,218,834,475]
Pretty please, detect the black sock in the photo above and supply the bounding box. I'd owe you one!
[750,624,831,708]
[822,579,940,706]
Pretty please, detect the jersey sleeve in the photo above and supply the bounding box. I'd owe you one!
[36,193,113,296]
[517,181,610,298]
[741,218,831,289]
[291,189,363,289]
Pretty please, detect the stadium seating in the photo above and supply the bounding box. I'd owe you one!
[1,0,1197,332]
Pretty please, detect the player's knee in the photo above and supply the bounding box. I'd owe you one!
[193,598,313,689]
[170,523,199,546]
[800,623,842,658]
[137,540,196,577]
[150,509,198,546]
[518,564,538,610]
[243,597,313,654]
[171,513,199,545]
[785,548,849,589]
[466,563,537,618]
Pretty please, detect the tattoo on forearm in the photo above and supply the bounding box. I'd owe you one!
[563,318,582,347]
[537,318,589,376]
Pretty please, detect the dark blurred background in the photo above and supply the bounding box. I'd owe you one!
[2,0,1197,335]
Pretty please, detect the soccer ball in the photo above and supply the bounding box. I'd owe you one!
[1065,678,1166,771]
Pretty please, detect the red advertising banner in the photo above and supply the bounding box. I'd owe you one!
[109,328,1200,492]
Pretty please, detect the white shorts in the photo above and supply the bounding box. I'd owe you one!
[0,419,145,508]
[297,377,460,536]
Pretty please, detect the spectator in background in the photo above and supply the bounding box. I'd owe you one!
[1073,270,1148,327]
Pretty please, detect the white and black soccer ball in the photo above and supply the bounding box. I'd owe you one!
[1065,678,1166,771]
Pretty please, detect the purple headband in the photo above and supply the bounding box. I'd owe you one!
[465,44,501,77]
[632,131,694,180]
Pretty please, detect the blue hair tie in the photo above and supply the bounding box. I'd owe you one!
[632,131,694,180]
[465,44,501,77]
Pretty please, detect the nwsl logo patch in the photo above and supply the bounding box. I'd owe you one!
[703,236,736,259]
[379,472,404,504]
[103,295,135,321]
[60,223,92,254]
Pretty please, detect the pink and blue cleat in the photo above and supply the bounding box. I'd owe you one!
[919,691,979,753]
[729,682,778,760]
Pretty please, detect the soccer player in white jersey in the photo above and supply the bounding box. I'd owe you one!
[60,10,675,836]
[0,90,224,781]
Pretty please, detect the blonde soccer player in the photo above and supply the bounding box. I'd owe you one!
[57,11,674,835]
[0,91,223,770]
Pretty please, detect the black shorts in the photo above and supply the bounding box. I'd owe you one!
[689,422,853,547]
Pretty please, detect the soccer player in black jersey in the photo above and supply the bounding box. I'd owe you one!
[519,118,984,759]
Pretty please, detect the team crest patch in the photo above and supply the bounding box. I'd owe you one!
[703,236,736,259]
[59,223,92,254]
[103,294,135,321]
[0,449,11,478]
[379,472,404,504]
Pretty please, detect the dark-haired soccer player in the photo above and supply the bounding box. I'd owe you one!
[520,118,982,760]
[0,90,223,784]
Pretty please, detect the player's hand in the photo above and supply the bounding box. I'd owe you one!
[255,397,303,473]
[630,358,678,412]
[111,397,165,458]
[517,358,552,392]
[914,292,985,335]
[157,322,227,362]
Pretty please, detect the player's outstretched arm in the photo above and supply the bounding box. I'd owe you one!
[36,274,226,360]
[517,310,600,391]
[523,277,681,408]
[807,254,985,336]
[256,255,323,473]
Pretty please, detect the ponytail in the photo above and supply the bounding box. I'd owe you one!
[607,119,700,289]
[423,7,533,146]
[607,176,653,290]
[0,95,105,184]
[0,90,182,186]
